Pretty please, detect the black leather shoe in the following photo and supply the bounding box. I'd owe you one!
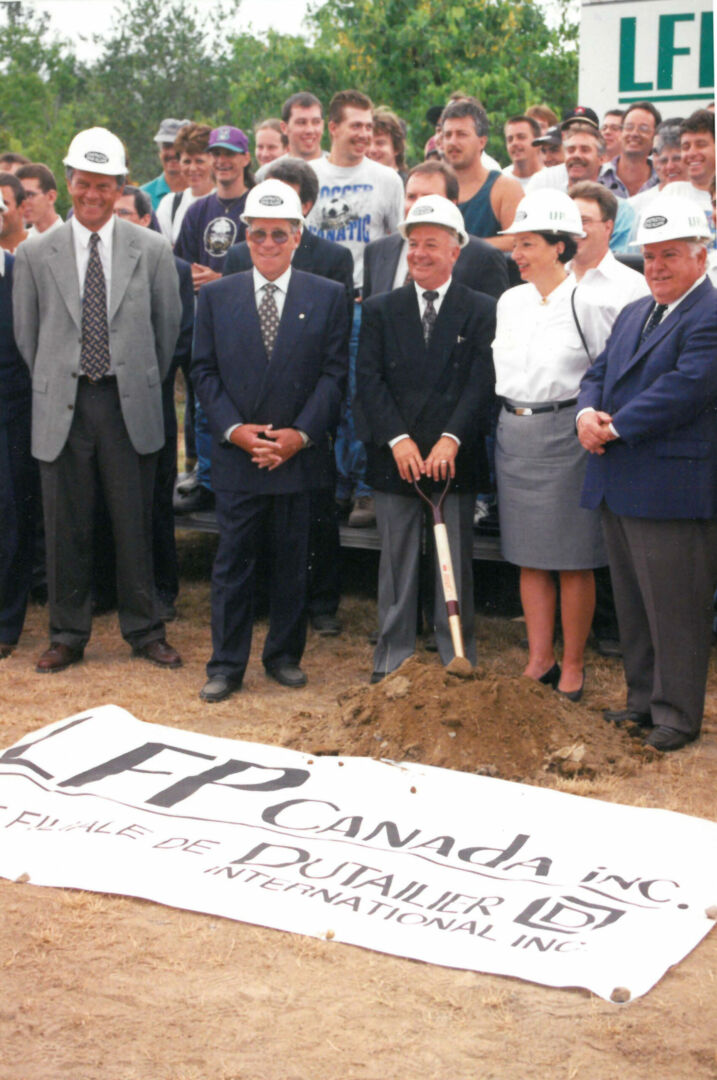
[370,671,386,684]
[538,662,561,689]
[200,675,242,702]
[0,644,15,660]
[603,708,652,728]
[311,613,342,636]
[173,485,215,514]
[265,663,307,688]
[595,638,622,659]
[423,632,438,653]
[645,726,697,752]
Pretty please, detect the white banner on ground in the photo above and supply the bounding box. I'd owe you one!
[1,706,715,1002]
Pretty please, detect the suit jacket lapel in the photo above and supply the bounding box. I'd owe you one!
[616,279,711,382]
[408,282,469,422]
[109,219,140,323]
[46,224,82,331]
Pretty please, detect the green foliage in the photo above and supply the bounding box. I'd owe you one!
[0,0,579,191]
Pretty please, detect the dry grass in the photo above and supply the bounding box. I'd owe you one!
[1,536,716,1080]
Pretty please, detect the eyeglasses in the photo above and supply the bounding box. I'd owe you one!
[248,228,292,245]
[601,123,622,133]
[623,123,653,134]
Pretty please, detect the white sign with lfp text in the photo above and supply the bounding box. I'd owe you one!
[579,0,714,121]
[0,706,715,1003]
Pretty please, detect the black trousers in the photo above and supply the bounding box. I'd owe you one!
[40,379,164,650]
[0,400,39,644]
[208,489,310,681]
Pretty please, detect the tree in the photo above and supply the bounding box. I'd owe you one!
[305,0,578,160]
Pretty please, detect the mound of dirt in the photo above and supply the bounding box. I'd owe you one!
[286,655,653,782]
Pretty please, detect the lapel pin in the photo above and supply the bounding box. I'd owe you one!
[299,313,305,319]
[457,335,466,343]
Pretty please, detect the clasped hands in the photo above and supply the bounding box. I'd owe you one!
[230,423,303,470]
[392,435,458,483]
[577,410,618,455]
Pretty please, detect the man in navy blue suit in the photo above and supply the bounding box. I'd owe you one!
[578,196,717,751]
[192,179,348,701]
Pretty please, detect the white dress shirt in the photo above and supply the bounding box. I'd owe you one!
[71,214,114,313]
[492,276,589,402]
[389,276,459,448]
[567,250,650,361]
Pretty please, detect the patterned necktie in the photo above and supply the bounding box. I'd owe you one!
[640,303,667,344]
[80,233,110,381]
[421,290,439,345]
[258,282,280,357]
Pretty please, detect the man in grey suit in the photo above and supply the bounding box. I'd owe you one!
[13,127,183,672]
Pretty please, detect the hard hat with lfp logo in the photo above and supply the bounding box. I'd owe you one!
[499,189,586,238]
[398,194,469,247]
[63,128,127,175]
[241,179,304,224]
[632,193,712,245]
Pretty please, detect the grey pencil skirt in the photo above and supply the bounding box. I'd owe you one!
[495,401,607,570]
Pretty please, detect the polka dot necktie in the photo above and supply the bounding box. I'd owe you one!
[80,233,110,381]
[421,290,439,345]
[258,282,280,357]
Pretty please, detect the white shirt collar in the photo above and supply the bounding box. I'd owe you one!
[252,264,292,296]
[70,213,115,250]
[413,275,452,305]
[0,247,5,277]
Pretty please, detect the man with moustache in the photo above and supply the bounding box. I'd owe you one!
[141,117,190,211]
[502,115,544,191]
[356,195,496,680]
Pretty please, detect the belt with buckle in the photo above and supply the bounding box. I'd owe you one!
[503,397,577,417]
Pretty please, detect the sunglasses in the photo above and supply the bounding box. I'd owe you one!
[248,228,292,245]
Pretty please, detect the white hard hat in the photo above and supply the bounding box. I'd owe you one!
[241,179,304,224]
[63,127,127,175]
[499,189,586,237]
[631,193,712,246]
[398,194,468,247]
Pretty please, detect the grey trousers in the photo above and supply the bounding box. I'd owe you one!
[602,506,717,736]
[374,491,476,675]
[39,378,164,650]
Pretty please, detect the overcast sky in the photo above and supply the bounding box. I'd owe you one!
[25,0,315,60]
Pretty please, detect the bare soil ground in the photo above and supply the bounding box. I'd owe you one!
[1,535,716,1080]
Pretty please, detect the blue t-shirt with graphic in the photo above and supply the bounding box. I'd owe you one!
[174,191,249,271]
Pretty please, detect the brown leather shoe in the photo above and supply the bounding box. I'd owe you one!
[36,643,84,674]
[133,639,182,668]
[1,644,14,660]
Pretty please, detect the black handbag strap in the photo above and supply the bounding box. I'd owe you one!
[570,285,593,365]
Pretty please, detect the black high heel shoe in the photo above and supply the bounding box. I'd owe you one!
[558,671,584,703]
[538,662,561,689]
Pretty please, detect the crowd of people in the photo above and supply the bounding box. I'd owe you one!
[0,87,715,753]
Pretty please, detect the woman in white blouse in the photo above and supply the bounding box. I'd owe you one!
[492,190,605,702]
[156,123,215,245]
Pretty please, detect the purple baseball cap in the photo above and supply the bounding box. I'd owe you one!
[208,126,249,153]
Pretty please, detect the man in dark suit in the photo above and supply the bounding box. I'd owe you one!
[192,179,348,701]
[223,158,353,637]
[0,195,39,658]
[578,195,717,751]
[12,127,183,672]
[363,160,509,301]
[356,194,496,680]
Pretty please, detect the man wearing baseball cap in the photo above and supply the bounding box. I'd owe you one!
[12,126,183,672]
[175,125,254,291]
[141,116,190,210]
[191,179,348,701]
[355,194,496,681]
[577,195,717,751]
